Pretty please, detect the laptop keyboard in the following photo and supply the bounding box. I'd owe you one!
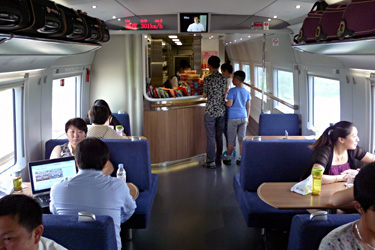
[35,194,50,208]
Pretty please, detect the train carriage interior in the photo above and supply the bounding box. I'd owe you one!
[1,0,375,249]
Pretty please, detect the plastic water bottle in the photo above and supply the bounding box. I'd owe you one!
[116,125,123,136]
[116,164,126,182]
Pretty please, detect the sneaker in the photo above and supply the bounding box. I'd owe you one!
[223,155,232,165]
[203,161,217,169]
[215,159,222,167]
[236,156,241,165]
[222,151,228,157]
[236,157,241,165]
[232,150,236,157]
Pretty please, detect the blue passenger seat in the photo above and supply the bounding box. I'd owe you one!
[44,138,158,230]
[42,214,117,250]
[112,112,131,136]
[288,214,360,250]
[233,139,315,229]
[258,113,300,136]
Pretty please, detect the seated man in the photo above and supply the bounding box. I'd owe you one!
[319,162,375,249]
[87,105,128,139]
[50,138,136,250]
[0,194,67,250]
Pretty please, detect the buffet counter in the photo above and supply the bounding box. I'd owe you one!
[144,98,207,164]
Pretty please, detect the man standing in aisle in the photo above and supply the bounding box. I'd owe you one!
[203,55,227,169]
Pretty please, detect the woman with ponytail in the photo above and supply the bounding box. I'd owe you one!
[301,121,375,184]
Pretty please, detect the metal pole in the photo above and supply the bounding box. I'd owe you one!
[261,33,266,113]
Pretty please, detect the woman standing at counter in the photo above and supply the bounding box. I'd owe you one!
[170,60,191,88]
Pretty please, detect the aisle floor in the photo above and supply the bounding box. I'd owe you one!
[123,159,289,250]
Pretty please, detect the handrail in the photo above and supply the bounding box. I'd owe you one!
[244,82,299,110]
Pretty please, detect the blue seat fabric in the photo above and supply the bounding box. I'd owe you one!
[42,214,117,250]
[233,139,315,229]
[258,113,300,136]
[112,113,131,136]
[287,214,361,250]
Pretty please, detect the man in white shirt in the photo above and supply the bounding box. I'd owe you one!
[50,138,136,250]
[0,194,66,250]
[187,17,205,32]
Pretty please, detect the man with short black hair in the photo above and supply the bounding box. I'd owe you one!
[202,55,227,169]
[320,162,375,249]
[50,138,136,250]
[0,194,66,250]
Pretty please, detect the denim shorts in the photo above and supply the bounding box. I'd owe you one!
[227,118,247,146]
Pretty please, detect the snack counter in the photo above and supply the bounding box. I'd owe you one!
[144,97,207,164]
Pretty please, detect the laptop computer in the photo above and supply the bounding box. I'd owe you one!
[28,156,77,208]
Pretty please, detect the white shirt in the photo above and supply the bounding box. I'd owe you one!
[50,169,137,250]
[87,124,126,139]
[187,23,205,32]
[38,237,67,250]
[226,78,234,90]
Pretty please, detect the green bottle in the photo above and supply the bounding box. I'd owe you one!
[312,166,324,196]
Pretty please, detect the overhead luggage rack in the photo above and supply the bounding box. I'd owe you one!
[0,33,101,55]
[292,37,375,55]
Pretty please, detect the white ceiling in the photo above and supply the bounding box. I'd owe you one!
[54,0,315,43]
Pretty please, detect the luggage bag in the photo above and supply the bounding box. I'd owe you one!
[0,0,33,32]
[315,4,346,42]
[14,0,66,38]
[295,1,328,44]
[98,19,110,42]
[78,12,102,43]
[56,4,87,41]
[338,0,375,39]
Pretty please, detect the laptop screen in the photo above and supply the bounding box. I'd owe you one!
[28,156,77,195]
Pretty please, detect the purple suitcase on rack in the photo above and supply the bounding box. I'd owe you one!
[295,1,328,44]
[315,4,346,42]
[338,0,375,39]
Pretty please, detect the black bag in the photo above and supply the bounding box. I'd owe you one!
[14,0,66,38]
[78,12,102,43]
[56,4,87,41]
[98,19,110,42]
[0,0,33,32]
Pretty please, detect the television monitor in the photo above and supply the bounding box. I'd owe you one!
[178,13,209,33]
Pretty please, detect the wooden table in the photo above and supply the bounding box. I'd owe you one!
[257,182,350,210]
[244,135,315,140]
[18,182,139,200]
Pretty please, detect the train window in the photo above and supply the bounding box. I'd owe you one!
[234,62,240,72]
[274,69,294,113]
[254,66,264,98]
[0,89,15,172]
[242,64,251,92]
[51,76,81,138]
[308,76,340,133]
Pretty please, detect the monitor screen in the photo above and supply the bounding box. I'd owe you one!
[179,13,209,33]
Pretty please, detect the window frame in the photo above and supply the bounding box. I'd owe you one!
[254,65,265,99]
[51,74,82,139]
[307,74,341,134]
[273,68,294,114]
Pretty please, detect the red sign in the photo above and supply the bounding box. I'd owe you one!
[124,19,164,30]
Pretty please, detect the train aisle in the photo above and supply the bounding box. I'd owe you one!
[123,159,289,250]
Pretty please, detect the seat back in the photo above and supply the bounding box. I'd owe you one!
[112,113,131,136]
[240,139,315,191]
[45,138,152,191]
[258,113,300,136]
[288,214,360,250]
[42,214,117,250]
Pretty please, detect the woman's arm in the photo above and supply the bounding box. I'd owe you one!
[102,160,114,176]
[311,163,347,184]
[329,187,354,207]
[361,152,375,163]
[50,146,62,159]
